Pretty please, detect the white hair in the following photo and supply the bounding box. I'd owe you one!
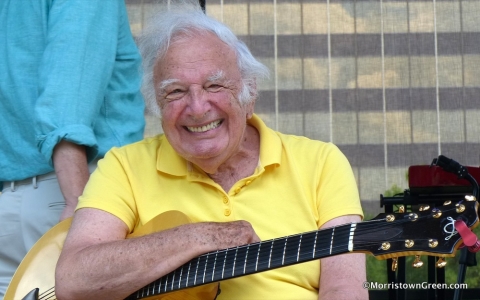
[137,0,269,116]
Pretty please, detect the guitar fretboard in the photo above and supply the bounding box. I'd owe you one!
[127,223,356,299]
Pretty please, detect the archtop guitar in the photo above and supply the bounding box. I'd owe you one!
[5,196,478,300]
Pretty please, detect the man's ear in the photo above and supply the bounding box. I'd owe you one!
[245,78,257,119]
[248,78,258,100]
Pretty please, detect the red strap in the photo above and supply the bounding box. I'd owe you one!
[455,220,480,253]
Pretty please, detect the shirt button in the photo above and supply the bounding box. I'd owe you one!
[245,180,252,185]
[234,187,241,194]
[224,209,231,216]
[223,196,229,204]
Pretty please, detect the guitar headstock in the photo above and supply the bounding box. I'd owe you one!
[354,195,479,263]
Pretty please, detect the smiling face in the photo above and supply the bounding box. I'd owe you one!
[153,32,255,173]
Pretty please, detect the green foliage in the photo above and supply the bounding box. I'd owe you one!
[382,184,404,197]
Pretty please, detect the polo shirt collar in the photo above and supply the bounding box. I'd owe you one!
[249,114,282,168]
[156,135,187,176]
[156,113,282,176]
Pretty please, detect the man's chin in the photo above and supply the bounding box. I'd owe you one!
[181,147,225,161]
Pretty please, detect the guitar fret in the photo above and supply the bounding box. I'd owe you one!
[164,274,169,293]
[186,261,192,287]
[202,254,209,283]
[164,274,169,292]
[282,238,288,265]
[268,239,275,268]
[155,276,162,295]
[232,247,239,277]
[255,243,261,271]
[212,250,218,281]
[170,269,176,291]
[194,257,200,285]
[297,234,302,261]
[348,223,357,252]
[178,265,184,289]
[243,245,249,274]
[143,283,149,296]
[221,249,227,279]
[330,227,335,255]
[313,231,318,258]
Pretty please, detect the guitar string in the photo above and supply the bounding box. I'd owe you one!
[37,207,460,299]
[38,286,56,300]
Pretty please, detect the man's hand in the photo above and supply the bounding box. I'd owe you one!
[52,140,89,221]
[188,220,261,250]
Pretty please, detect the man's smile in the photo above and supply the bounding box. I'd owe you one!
[185,119,223,133]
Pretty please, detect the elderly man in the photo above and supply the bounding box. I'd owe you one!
[55,2,367,300]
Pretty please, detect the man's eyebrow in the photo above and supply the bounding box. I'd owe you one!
[208,70,225,82]
[156,71,228,95]
[156,79,179,95]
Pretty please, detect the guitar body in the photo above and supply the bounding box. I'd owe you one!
[4,218,71,300]
[5,211,218,300]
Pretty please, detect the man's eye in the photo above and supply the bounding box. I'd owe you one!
[166,89,185,99]
[207,84,223,92]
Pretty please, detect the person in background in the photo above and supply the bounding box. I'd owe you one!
[55,1,367,299]
[0,1,145,298]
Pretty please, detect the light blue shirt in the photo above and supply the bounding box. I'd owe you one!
[0,0,145,184]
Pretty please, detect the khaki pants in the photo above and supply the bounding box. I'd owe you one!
[0,161,97,299]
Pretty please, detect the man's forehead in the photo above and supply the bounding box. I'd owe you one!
[166,32,236,61]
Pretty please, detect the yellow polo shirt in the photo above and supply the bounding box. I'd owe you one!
[77,114,363,300]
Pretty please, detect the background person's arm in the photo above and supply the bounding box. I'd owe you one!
[52,141,89,220]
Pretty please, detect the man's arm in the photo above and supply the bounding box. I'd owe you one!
[318,215,368,300]
[52,141,89,221]
[55,208,260,300]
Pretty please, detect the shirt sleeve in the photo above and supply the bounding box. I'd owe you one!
[77,147,138,231]
[316,143,364,228]
[34,0,126,165]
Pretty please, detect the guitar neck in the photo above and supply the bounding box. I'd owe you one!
[127,223,357,299]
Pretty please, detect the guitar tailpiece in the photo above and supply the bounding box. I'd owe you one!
[454,220,480,253]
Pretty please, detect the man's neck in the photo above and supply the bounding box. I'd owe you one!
[206,125,260,192]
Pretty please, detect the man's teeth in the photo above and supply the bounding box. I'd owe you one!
[187,120,221,133]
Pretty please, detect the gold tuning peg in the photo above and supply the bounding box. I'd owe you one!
[391,257,398,272]
[436,257,447,268]
[419,205,430,211]
[412,255,423,268]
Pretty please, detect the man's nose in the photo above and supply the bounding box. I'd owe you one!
[187,88,211,120]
